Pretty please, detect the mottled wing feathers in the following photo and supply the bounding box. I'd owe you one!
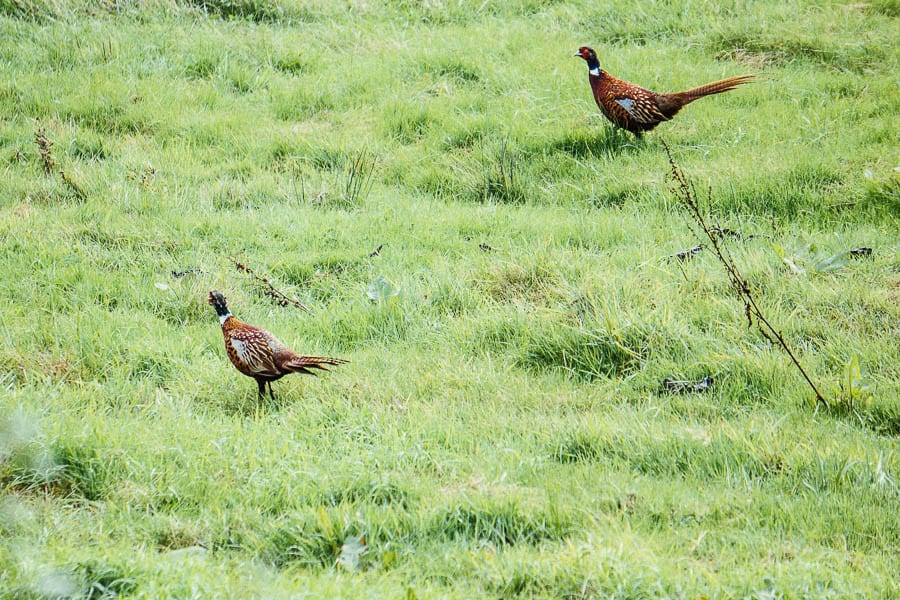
[592,76,669,132]
[224,324,280,378]
[606,84,669,125]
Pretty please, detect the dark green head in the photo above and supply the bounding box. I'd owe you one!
[208,290,232,322]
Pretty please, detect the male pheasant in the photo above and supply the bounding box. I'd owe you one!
[575,46,754,136]
[208,290,347,401]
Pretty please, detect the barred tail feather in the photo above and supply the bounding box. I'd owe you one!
[678,75,755,100]
[283,355,349,374]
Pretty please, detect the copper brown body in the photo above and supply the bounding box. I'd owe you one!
[208,290,346,400]
[575,46,753,135]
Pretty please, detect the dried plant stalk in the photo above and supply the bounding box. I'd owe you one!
[230,256,309,312]
[34,122,56,175]
[663,142,827,408]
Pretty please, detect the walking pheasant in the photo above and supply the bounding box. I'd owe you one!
[575,46,754,136]
[208,290,347,400]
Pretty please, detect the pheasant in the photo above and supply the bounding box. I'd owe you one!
[208,290,347,401]
[574,46,754,136]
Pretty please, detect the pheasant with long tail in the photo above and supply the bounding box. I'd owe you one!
[575,46,754,136]
[208,290,347,401]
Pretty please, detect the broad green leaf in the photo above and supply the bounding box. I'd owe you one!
[337,535,367,572]
[367,275,401,303]
[769,242,805,274]
[813,251,849,273]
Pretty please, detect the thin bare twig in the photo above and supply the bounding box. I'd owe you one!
[229,256,309,312]
[59,170,87,201]
[663,141,827,408]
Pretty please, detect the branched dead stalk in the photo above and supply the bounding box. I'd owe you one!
[34,122,56,175]
[229,256,309,312]
[663,142,827,408]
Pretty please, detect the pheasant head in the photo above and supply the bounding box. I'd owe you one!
[208,290,232,324]
[574,46,601,75]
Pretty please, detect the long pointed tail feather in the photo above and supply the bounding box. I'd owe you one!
[677,75,755,101]
[283,355,349,374]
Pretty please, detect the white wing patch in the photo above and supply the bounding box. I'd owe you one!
[230,338,251,364]
[614,98,637,116]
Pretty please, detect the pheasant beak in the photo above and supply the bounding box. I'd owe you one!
[573,51,581,58]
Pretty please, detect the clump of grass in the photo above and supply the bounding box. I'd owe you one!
[317,478,411,508]
[551,432,603,464]
[262,519,344,568]
[715,164,844,217]
[184,56,217,79]
[0,0,65,21]
[301,145,345,171]
[226,63,264,94]
[412,56,482,85]
[64,102,153,136]
[324,291,414,347]
[476,260,558,304]
[154,517,207,551]
[864,0,900,17]
[466,311,530,355]
[270,53,311,75]
[261,506,413,569]
[433,59,481,84]
[271,85,333,121]
[578,4,693,45]
[128,352,171,385]
[72,560,138,599]
[186,0,282,22]
[3,440,109,501]
[1,407,44,476]
[861,169,900,215]
[555,426,790,482]
[275,251,365,287]
[430,499,571,547]
[339,148,377,209]
[465,138,526,204]
[519,317,654,381]
[439,115,492,151]
[67,135,106,162]
[426,277,478,316]
[382,100,432,144]
[149,282,210,327]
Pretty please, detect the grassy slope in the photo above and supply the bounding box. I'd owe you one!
[1,0,898,597]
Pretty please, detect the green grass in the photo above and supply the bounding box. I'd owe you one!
[1,0,898,597]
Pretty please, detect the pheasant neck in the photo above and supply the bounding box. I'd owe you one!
[211,300,232,324]
[586,57,601,77]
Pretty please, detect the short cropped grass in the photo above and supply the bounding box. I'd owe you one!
[1,0,898,598]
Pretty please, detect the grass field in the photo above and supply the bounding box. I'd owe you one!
[1,0,898,597]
